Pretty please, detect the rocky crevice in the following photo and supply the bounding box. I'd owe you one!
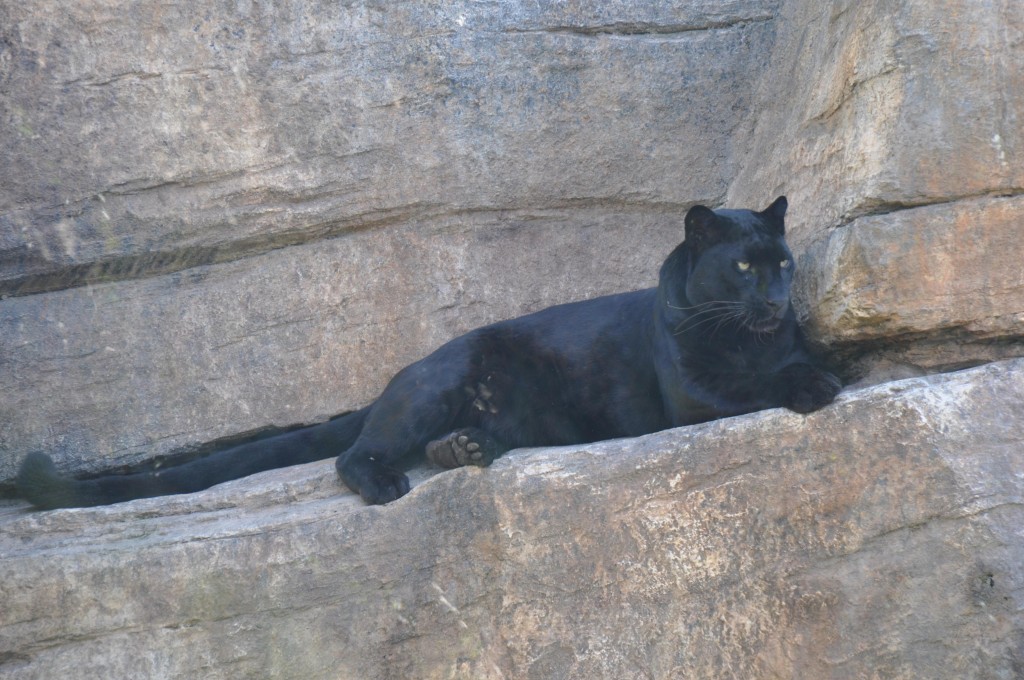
[505,15,775,38]
[835,187,1024,228]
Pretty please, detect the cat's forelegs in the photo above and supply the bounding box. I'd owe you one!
[776,362,842,413]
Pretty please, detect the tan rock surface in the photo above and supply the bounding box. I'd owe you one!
[1,1,774,295]
[728,0,1024,245]
[798,195,1024,342]
[795,194,1024,380]
[725,0,1024,380]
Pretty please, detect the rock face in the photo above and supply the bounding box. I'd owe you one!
[728,0,1024,242]
[3,0,1023,479]
[1,0,780,479]
[2,0,775,294]
[2,360,1022,679]
[794,195,1024,380]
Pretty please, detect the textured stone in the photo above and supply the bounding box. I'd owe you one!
[723,0,1024,380]
[1,360,1022,679]
[798,195,1024,342]
[0,0,775,295]
[794,194,1024,380]
[727,0,1024,246]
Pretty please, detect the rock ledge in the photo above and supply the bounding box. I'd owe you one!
[2,359,1022,679]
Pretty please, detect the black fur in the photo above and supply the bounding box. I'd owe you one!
[17,197,840,509]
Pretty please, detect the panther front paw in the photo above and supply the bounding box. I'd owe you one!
[425,428,505,469]
[781,364,842,414]
[336,454,411,505]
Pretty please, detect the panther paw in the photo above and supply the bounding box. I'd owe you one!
[336,454,411,505]
[425,428,505,469]
[784,366,842,414]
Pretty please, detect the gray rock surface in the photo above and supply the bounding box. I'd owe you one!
[1,0,780,479]
[724,0,1024,383]
[2,360,1022,679]
[794,194,1024,381]
[1,0,776,295]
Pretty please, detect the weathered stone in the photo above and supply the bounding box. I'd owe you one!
[0,0,775,296]
[0,0,780,482]
[1,359,1022,679]
[727,0,1024,246]
[794,194,1024,380]
[722,0,1024,379]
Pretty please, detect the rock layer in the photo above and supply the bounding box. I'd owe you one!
[1,0,775,295]
[1,360,1022,679]
[724,0,1024,382]
[794,194,1024,381]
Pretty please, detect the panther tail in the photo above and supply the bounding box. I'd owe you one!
[16,406,371,510]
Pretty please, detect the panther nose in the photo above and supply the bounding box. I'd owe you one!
[764,297,787,316]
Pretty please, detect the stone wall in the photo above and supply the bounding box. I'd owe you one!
[1,0,780,479]
[1,0,1023,677]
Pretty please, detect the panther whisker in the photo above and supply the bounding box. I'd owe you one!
[673,307,748,336]
[666,300,745,312]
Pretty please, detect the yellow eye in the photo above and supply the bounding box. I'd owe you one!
[736,261,751,272]
[780,259,791,269]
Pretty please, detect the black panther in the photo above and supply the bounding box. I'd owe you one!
[16,197,841,509]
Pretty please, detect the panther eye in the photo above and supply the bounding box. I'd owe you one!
[736,261,751,272]
[780,259,791,269]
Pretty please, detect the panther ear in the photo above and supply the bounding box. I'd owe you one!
[762,196,787,234]
[684,204,720,252]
